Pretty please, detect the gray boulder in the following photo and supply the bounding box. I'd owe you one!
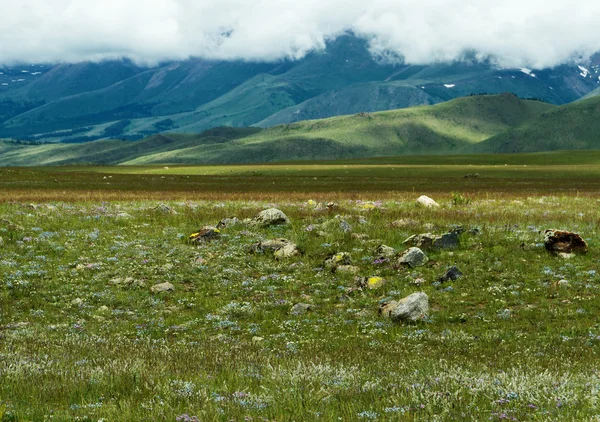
[403,231,459,250]
[397,247,428,268]
[380,292,429,322]
[252,208,290,227]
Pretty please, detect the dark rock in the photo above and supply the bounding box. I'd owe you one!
[439,266,463,282]
[544,230,588,255]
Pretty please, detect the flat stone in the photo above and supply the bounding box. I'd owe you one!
[374,244,396,258]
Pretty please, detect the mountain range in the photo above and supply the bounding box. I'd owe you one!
[1,34,599,143]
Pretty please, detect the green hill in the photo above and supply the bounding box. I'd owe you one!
[468,96,600,153]
[123,93,553,164]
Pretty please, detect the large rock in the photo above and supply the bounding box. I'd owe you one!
[189,226,221,243]
[252,208,290,227]
[403,232,459,250]
[397,247,429,268]
[151,282,175,293]
[544,230,588,255]
[380,292,429,322]
[417,195,440,208]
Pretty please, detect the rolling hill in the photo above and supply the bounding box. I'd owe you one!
[468,96,600,153]
[0,94,556,166]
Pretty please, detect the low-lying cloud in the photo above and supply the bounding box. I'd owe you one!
[2,0,599,68]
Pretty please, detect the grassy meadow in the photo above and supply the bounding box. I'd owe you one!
[2,156,600,421]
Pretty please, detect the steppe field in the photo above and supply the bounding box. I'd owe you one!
[2,152,600,421]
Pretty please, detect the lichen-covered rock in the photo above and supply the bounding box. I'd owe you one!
[403,232,459,250]
[151,282,175,293]
[325,252,352,269]
[417,195,440,208]
[334,265,360,274]
[356,276,386,290]
[397,247,428,268]
[189,226,221,243]
[252,208,290,227]
[154,204,177,214]
[374,244,396,258]
[390,218,419,228]
[380,292,429,322]
[544,230,588,255]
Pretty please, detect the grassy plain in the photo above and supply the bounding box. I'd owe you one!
[2,157,600,421]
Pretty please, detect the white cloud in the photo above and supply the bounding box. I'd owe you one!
[0,0,598,68]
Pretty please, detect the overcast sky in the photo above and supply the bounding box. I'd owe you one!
[2,0,599,68]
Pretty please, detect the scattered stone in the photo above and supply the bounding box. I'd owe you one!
[417,195,440,208]
[544,230,588,255]
[390,218,418,228]
[290,303,313,316]
[274,243,301,259]
[558,253,575,259]
[334,265,360,274]
[252,238,291,253]
[109,277,145,288]
[464,173,480,179]
[558,279,569,286]
[71,298,84,306]
[351,233,369,241]
[189,226,221,243]
[252,208,290,227]
[252,336,264,343]
[380,292,429,322]
[356,276,387,290]
[325,252,352,269]
[327,202,338,211]
[404,232,459,250]
[151,282,175,293]
[397,247,429,268]
[374,244,396,258]
[439,266,463,282]
[96,305,110,314]
[217,217,241,229]
[154,204,177,214]
[116,212,132,219]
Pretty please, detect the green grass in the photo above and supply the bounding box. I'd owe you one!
[2,185,600,420]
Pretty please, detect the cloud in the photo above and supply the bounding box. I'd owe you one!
[1,0,599,68]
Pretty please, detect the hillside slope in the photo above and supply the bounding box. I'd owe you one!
[468,96,600,153]
[124,94,553,164]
